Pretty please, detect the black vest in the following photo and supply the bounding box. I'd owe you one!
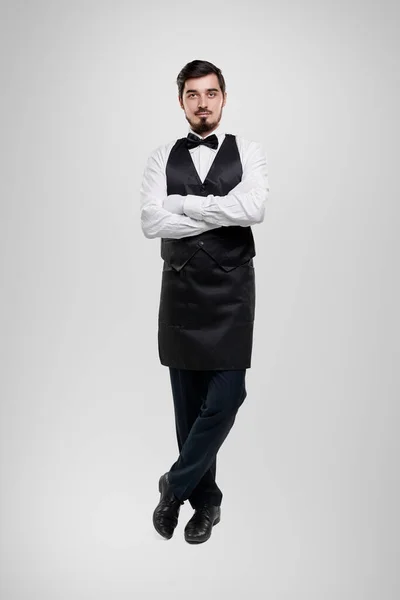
[161,133,256,272]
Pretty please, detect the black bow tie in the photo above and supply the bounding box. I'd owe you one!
[186,132,219,150]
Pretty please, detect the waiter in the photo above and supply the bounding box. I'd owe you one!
[140,59,269,544]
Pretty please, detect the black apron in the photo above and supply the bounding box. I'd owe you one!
[158,133,256,370]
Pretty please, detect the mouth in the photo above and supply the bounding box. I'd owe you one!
[197,113,210,116]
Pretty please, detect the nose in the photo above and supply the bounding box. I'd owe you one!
[198,95,208,108]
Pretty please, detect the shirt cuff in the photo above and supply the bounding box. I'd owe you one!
[184,194,204,220]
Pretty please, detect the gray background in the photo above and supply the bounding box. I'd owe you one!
[0,1,399,599]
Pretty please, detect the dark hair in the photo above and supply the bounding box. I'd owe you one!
[176,60,226,99]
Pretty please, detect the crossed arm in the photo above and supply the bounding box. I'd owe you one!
[140,140,269,239]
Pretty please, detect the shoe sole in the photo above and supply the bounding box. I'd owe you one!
[184,515,221,544]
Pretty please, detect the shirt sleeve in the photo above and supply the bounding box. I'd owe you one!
[140,148,221,239]
[183,140,269,227]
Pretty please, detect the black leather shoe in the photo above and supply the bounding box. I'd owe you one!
[184,503,221,544]
[152,473,184,539]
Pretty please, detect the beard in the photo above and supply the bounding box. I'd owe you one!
[185,108,223,135]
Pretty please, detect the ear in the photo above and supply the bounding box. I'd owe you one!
[178,95,184,109]
[222,92,227,107]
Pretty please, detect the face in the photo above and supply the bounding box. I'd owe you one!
[179,73,227,136]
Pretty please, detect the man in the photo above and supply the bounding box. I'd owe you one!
[140,59,269,544]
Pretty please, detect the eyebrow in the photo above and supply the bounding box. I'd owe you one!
[185,88,220,94]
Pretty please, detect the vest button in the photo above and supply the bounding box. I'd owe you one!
[198,241,204,246]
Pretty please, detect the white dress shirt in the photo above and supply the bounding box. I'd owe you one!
[140,122,269,239]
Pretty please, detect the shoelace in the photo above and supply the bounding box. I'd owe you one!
[161,492,184,509]
[158,495,183,523]
[192,504,213,522]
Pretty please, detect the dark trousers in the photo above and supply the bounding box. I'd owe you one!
[167,367,247,509]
